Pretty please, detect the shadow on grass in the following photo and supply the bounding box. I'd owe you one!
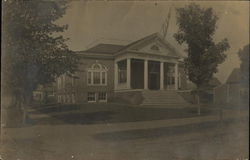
[33,111,115,125]
[93,121,233,142]
[30,104,215,126]
[30,105,81,114]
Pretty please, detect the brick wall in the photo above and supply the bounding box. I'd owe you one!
[73,58,115,103]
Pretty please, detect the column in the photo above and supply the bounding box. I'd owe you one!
[175,63,178,90]
[114,62,118,90]
[144,60,148,89]
[127,58,131,89]
[160,61,164,90]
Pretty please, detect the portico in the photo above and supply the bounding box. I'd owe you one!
[111,32,183,92]
[114,57,179,91]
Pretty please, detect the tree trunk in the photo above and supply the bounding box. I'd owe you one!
[197,89,201,115]
[21,91,32,125]
[1,92,24,127]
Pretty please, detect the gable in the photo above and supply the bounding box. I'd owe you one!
[132,40,177,57]
[226,68,241,84]
[120,33,182,58]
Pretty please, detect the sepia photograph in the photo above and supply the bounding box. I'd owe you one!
[1,0,249,160]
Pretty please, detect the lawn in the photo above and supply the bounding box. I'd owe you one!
[29,103,216,125]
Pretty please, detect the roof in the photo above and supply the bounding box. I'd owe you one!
[208,77,221,87]
[118,32,182,57]
[226,68,241,84]
[81,44,125,54]
[78,32,182,57]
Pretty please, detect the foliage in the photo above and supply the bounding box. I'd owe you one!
[2,0,78,104]
[237,44,249,86]
[174,4,230,88]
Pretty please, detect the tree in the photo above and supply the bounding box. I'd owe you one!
[174,4,230,115]
[2,0,78,125]
[237,44,249,87]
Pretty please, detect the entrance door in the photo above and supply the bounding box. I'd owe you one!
[148,61,160,90]
[149,73,159,90]
[131,59,144,89]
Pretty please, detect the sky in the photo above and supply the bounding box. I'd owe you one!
[57,1,249,83]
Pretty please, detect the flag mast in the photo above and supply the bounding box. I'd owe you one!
[160,7,172,39]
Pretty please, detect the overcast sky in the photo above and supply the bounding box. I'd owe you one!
[57,1,249,83]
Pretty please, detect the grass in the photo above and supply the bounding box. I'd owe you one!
[30,103,217,125]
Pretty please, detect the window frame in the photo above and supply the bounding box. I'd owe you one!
[87,92,96,103]
[118,60,127,84]
[98,92,107,102]
[87,62,108,86]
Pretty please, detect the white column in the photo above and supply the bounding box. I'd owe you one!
[114,62,118,90]
[127,58,131,89]
[175,63,178,90]
[160,61,164,90]
[144,60,148,89]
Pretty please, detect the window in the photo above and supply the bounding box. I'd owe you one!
[93,72,101,84]
[98,92,107,102]
[87,72,92,84]
[72,94,75,104]
[63,95,66,103]
[87,61,108,86]
[118,60,127,83]
[57,76,63,89]
[87,92,108,103]
[87,92,96,102]
[57,95,61,103]
[102,72,106,84]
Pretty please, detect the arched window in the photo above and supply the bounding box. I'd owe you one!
[87,61,108,86]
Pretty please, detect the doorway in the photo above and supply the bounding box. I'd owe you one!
[131,59,144,89]
[148,61,160,90]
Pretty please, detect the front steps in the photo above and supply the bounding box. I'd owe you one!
[141,90,190,107]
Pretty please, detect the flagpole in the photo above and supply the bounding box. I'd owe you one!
[160,7,172,40]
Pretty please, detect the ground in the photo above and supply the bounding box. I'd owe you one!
[28,103,214,125]
[0,103,249,160]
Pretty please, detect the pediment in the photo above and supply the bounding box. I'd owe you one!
[144,41,174,55]
[125,33,180,57]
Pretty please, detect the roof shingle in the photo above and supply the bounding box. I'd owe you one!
[83,43,125,54]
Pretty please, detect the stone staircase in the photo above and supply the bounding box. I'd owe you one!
[141,90,190,107]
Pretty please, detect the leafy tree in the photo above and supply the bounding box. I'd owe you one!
[2,0,78,125]
[237,44,249,87]
[174,4,230,114]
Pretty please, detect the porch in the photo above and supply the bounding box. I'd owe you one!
[114,58,180,91]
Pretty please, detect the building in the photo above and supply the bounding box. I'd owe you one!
[214,68,249,105]
[179,77,221,104]
[56,33,190,105]
[33,83,56,104]
[200,77,221,104]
